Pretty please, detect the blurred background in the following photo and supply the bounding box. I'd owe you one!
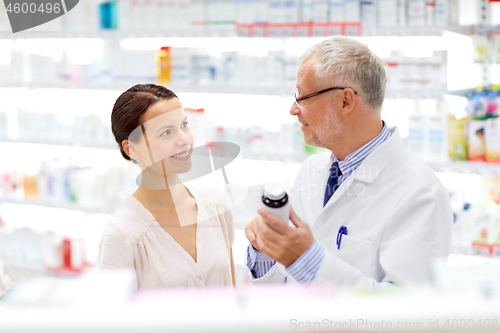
[1,1,500,327]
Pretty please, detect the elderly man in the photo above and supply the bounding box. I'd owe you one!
[245,36,452,290]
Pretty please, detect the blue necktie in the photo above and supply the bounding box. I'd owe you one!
[323,161,342,207]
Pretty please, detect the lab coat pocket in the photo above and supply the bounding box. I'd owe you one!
[336,235,373,277]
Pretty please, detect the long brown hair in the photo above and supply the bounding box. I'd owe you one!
[111,84,178,162]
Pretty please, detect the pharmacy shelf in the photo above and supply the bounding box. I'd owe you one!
[363,26,445,37]
[0,138,310,163]
[447,85,500,98]
[0,138,116,150]
[3,263,85,279]
[386,88,447,100]
[445,25,473,36]
[1,161,499,217]
[447,87,476,98]
[2,137,500,176]
[428,161,500,177]
[450,244,500,260]
[0,25,237,39]
[0,24,455,39]
[3,263,51,280]
[0,23,362,39]
[0,197,118,215]
[0,82,446,100]
[0,81,297,96]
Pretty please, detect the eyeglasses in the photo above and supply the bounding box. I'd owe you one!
[294,86,358,107]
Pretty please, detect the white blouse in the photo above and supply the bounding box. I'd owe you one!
[97,183,235,290]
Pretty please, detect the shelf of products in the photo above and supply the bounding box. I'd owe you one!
[0,82,448,100]
[0,82,297,96]
[0,25,452,39]
[429,161,500,177]
[0,47,447,102]
[0,227,92,281]
[407,85,500,165]
[0,0,454,39]
[0,157,136,214]
[0,198,118,215]
[0,26,238,39]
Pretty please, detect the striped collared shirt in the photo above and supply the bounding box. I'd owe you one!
[247,122,390,282]
[331,122,390,190]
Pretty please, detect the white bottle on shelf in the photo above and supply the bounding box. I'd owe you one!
[0,2,9,32]
[407,100,427,160]
[279,123,295,154]
[425,0,434,25]
[171,48,192,84]
[88,0,100,32]
[360,0,377,28]
[284,56,298,85]
[448,0,459,26]
[130,0,145,31]
[178,0,190,27]
[207,0,220,23]
[118,0,132,31]
[144,0,157,30]
[344,0,360,22]
[426,100,449,164]
[434,0,447,26]
[408,0,425,26]
[267,51,284,86]
[379,0,398,27]
[7,49,20,83]
[253,0,269,23]
[0,111,6,139]
[284,0,300,22]
[162,0,176,28]
[189,0,206,25]
[237,0,253,23]
[312,0,329,22]
[300,0,313,22]
[270,0,286,23]
[397,0,406,26]
[329,0,344,22]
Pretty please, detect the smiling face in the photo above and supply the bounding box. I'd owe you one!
[290,57,342,149]
[130,98,194,176]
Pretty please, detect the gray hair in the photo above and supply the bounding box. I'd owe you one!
[299,36,387,111]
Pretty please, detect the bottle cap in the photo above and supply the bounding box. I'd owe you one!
[264,183,286,200]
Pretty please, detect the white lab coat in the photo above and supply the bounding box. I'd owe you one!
[247,127,453,290]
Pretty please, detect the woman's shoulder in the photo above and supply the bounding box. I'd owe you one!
[184,182,229,208]
[104,196,154,245]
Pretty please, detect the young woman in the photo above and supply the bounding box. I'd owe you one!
[98,84,235,290]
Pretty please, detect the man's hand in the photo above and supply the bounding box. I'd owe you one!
[245,205,314,267]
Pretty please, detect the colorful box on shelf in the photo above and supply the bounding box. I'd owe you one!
[236,22,362,37]
[471,243,500,258]
[471,242,493,257]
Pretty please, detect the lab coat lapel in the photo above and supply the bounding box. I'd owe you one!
[294,154,331,230]
[312,127,403,230]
